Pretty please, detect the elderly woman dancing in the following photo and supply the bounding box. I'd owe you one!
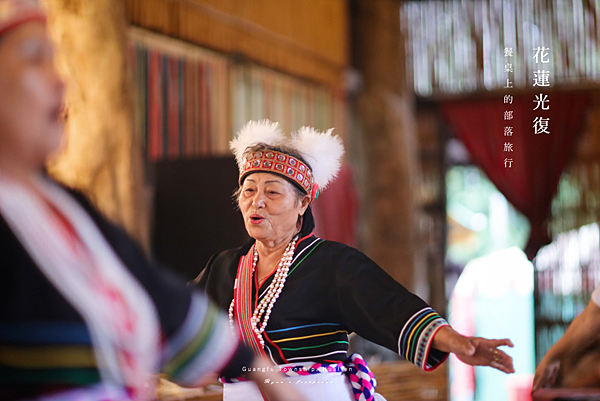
[0,2,307,400]
[194,120,516,401]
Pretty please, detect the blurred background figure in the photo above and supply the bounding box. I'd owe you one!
[533,286,600,392]
[0,1,307,400]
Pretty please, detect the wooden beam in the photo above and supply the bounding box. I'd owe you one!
[126,0,348,87]
[352,0,426,297]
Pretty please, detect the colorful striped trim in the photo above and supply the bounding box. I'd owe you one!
[173,308,237,385]
[257,237,322,300]
[162,292,207,361]
[285,350,348,362]
[162,302,217,377]
[286,238,323,277]
[398,307,449,370]
[266,322,341,334]
[271,330,348,343]
[162,293,237,385]
[234,245,266,356]
[279,340,349,352]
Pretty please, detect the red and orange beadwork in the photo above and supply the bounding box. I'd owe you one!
[239,149,318,201]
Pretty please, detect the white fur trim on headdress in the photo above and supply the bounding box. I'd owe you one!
[230,120,285,168]
[230,120,345,196]
[291,127,344,191]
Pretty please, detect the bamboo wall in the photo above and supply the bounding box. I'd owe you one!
[550,93,600,236]
[126,0,348,87]
[403,0,600,96]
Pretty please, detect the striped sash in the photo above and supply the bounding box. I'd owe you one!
[232,245,265,356]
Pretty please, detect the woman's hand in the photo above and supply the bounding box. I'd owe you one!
[433,326,515,374]
[532,356,560,391]
[453,337,515,374]
[246,357,308,401]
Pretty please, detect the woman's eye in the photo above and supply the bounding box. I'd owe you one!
[268,191,279,195]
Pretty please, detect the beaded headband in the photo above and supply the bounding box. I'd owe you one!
[231,120,344,203]
[240,149,316,200]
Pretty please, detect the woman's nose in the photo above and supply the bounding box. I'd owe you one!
[251,191,266,208]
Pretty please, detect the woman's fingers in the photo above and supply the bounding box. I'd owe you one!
[494,349,515,373]
[488,338,515,348]
[486,341,515,373]
[487,345,515,373]
[476,337,514,349]
[491,360,514,374]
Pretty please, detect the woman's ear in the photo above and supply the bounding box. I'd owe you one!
[299,195,311,215]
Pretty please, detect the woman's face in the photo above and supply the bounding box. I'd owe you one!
[0,22,64,170]
[239,172,310,245]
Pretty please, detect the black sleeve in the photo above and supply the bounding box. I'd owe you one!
[334,246,449,371]
[57,185,250,383]
[73,192,192,338]
[187,253,217,287]
[190,246,249,311]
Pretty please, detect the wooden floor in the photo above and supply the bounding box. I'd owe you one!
[372,361,448,401]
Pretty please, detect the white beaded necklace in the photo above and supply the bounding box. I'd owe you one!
[228,234,299,347]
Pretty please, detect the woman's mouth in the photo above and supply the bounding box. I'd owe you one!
[249,214,265,224]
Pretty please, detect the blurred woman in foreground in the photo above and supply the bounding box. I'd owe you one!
[0,1,305,400]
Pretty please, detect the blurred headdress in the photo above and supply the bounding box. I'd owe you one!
[230,120,344,203]
[0,0,46,38]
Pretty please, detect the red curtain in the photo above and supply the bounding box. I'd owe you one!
[312,165,359,247]
[440,91,591,259]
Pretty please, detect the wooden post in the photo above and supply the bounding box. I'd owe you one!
[352,0,427,296]
[41,0,150,250]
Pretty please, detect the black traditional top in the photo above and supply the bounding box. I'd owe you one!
[196,233,449,371]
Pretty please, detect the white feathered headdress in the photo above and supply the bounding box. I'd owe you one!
[230,119,344,201]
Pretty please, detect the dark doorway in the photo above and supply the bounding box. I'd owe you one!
[153,157,248,280]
